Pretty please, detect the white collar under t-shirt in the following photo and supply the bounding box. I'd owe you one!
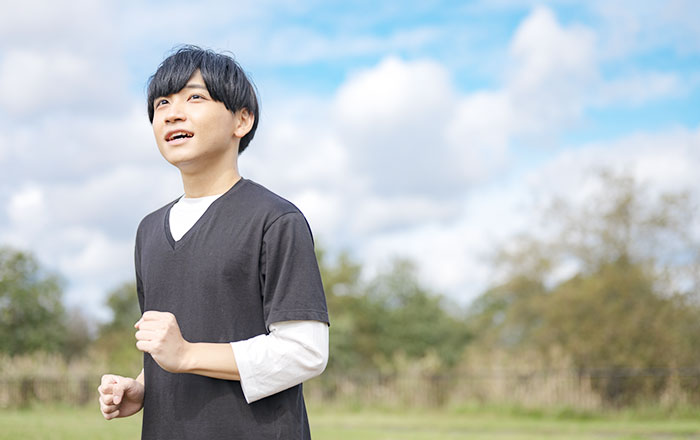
[169,193,223,241]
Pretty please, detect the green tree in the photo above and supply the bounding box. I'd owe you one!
[0,247,67,355]
[100,281,141,335]
[61,306,94,360]
[364,259,470,368]
[94,281,142,375]
[317,248,470,373]
[315,248,366,373]
[467,171,700,403]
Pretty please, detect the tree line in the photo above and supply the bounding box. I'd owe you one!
[2,171,699,406]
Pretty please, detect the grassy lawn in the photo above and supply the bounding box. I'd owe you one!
[0,405,142,440]
[1,404,700,439]
[310,406,700,440]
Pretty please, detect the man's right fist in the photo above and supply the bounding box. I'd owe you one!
[98,374,145,420]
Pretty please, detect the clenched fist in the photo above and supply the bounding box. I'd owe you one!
[135,311,191,373]
[98,374,144,420]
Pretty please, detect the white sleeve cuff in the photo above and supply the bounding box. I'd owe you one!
[230,320,329,404]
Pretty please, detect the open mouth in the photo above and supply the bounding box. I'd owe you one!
[166,131,194,142]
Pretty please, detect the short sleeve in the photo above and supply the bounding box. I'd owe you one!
[260,212,329,330]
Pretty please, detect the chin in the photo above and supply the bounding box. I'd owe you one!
[171,157,204,174]
[158,145,192,163]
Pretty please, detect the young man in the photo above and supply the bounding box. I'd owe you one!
[97,46,330,439]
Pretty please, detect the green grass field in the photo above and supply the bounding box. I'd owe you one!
[2,405,700,439]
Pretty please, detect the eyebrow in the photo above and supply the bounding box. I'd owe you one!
[153,83,209,104]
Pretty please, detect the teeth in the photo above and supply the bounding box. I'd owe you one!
[168,131,192,141]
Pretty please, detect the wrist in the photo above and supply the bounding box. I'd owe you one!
[136,369,145,386]
[180,341,196,373]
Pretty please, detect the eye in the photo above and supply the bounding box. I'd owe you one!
[189,94,203,100]
[154,98,168,108]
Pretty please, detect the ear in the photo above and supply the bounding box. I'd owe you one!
[233,109,255,139]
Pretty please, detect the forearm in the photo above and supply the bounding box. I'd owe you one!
[178,321,328,403]
[181,342,241,381]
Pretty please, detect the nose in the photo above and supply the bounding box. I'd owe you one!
[164,101,186,124]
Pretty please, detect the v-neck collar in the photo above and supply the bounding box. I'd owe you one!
[163,178,246,251]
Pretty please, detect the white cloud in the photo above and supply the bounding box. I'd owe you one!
[0,0,117,52]
[334,57,454,130]
[333,56,467,198]
[592,0,700,57]
[0,49,130,118]
[351,195,462,236]
[528,126,700,198]
[437,5,604,174]
[357,179,533,304]
[458,5,691,146]
[446,90,512,179]
[289,189,344,240]
[243,108,349,191]
[6,186,48,243]
[510,6,597,89]
[53,226,135,320]
[0,105,162,187]
[51,166,178,230]
[595,71,683,107]
[507,6,598,136]
[4,165,179,240]
[245,57,476,238]
[56,228,133,281]
[0,0,130,119]
[8,185,45,224]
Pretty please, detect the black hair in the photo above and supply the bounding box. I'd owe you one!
[146,45,259,153]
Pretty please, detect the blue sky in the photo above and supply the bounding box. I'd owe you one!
[1,0,699,321]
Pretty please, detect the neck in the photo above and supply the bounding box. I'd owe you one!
[180,162,241,198]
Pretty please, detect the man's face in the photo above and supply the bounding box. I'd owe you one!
[151,70,247,173]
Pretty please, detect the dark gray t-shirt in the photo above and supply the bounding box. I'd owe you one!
[134,178,329,440]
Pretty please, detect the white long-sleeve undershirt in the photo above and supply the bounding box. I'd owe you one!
[169,193,329,403]
[231,320,328,403]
